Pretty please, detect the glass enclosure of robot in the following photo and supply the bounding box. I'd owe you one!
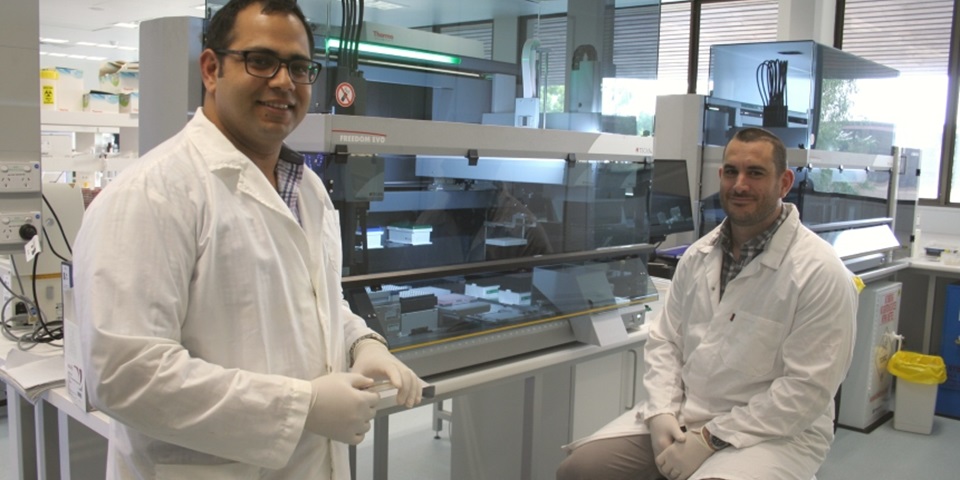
[288,115,662,375]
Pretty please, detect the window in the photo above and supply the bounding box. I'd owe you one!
[524,15,568,113]
[603,4,673,135]
[413,21,494,61]
[612,5,661,80]
[841,0,954,201]
[656,1,692,93]
[437,22,494,61]
[698,0,778,94]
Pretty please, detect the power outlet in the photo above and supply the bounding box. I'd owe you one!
[0,212,41,248]
[0,162,42,193]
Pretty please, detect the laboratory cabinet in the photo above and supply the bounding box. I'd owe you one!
[938,284,960,418]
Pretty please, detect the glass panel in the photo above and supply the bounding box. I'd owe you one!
[301,153,655,275]
[817,224,901,259]
[364,255,658,352]
[301,151,657,374]
[706,41,898,152]
[698,169,805,235]
[799,167,892,226]
[699,165,892,233]
[287,112,659,372]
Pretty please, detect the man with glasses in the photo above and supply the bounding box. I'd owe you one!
[73,1,423,478]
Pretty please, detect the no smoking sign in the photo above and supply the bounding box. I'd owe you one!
[335,82,356,108]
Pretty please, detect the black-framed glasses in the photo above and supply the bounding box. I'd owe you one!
[216,49,322,85]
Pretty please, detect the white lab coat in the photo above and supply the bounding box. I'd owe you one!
[566,205,858,480]
[74,108,374,480]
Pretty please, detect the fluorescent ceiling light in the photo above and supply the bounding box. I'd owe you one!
[366,0,405,10]
[113,22,140,29]
[40,37,69,44]
[67,54,87,59]
[326,38,461,65]
[48,53,68,57]
[76,41,98,46]
[116,46,138,51]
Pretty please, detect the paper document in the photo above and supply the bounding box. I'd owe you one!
[0,349,66,403]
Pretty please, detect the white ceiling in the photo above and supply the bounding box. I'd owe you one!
[39,0,206,62]
[38,0,655,63]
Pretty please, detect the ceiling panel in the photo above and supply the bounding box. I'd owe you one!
[37,0,658,63]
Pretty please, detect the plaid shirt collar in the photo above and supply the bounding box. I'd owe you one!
[275,145,305,225]
[716,203,792,299]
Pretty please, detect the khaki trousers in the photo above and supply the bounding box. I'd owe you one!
[556,434,666,480]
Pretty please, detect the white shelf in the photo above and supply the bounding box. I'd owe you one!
[41,155,138,173]
[41,154,104,172]
[41,111,138,131]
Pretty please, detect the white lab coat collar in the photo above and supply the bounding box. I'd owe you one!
[695,203,801,272]
[187,108,302,226]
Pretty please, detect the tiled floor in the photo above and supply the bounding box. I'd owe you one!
[4,399,960,480]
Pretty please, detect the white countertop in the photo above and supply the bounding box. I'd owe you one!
[907,256,960,274]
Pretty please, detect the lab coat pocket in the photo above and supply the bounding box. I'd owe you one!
[719,311,784,377]
[156,462,260,480]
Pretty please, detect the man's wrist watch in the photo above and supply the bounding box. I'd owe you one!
[702,427,731,451]
[349,332,388,366]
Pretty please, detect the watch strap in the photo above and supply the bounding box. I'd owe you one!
[702,427,731,451]
[349,332,388,365]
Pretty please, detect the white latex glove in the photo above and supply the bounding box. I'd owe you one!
[655,430,714,480]
[304,373,379,445]
[647,413,685,465]
[351,340,423,408]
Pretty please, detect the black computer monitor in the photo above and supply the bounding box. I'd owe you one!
[649,159,696,242]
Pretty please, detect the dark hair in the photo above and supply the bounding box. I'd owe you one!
[727,127,788,174]
[205,0,314,54]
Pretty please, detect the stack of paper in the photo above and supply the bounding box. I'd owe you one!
[0,349,65,403]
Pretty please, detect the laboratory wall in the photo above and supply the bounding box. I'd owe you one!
[917,205,960,235]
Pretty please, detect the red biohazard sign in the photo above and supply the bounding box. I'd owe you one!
[335,82,356,108]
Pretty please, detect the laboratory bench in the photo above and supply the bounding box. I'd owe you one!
[2,339,110,480]
[3,319,654,480]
